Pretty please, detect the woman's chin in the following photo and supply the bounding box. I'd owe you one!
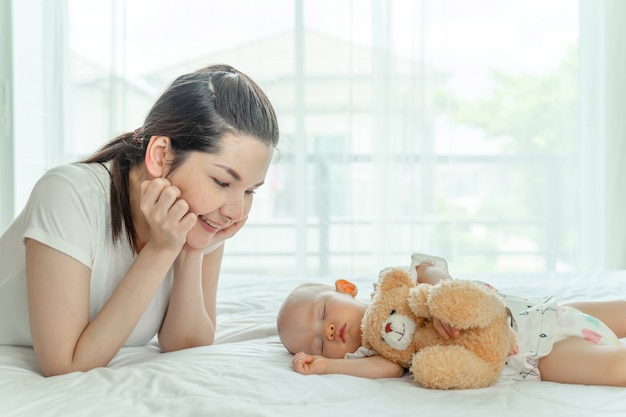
[185,231,215,250]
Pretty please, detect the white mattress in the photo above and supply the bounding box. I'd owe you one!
[2,270,626,417]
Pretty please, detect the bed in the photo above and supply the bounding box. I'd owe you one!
[2,270,626,417]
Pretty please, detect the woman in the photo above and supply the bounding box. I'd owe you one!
[0,64,279,376]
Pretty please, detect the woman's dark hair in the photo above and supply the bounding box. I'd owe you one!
[82,64,280,251]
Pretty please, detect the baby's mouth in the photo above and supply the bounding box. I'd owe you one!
[337,324,347,343]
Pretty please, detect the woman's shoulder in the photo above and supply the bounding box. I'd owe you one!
[18,163,113,270]
[23,163,111,216]
[37,163,110,194]
[44,162,109,182]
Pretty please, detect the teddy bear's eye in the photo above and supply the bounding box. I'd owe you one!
[390,309,397,315]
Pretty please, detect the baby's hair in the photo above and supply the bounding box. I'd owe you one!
[276,282,333,345]
[286,282,333,296]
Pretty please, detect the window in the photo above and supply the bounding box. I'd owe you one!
[7,0,620,276]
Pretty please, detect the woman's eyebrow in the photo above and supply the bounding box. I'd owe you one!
[215,164,241,181]
[215,164,265,187]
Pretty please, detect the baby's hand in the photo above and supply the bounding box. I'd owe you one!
[432,317,460,340]
[292,352,327,375]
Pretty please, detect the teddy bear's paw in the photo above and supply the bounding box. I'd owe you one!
[411,345,501,390]
[407,285,431,318]
[426,280,506,329]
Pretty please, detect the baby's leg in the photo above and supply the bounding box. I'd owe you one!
[564,300,626,338]
[539,337,626,386]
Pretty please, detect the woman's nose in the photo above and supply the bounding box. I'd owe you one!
[221,195,246,222]
[325,323,336,341]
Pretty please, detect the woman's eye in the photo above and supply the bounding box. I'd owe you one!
[213,178,229,188]
[245,189,256,195]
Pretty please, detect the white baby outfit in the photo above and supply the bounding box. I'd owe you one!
[490,285,620,381]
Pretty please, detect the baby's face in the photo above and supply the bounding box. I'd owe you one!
[279,287,367,359]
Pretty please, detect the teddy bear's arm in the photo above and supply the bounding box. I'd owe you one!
[423,280,506,329]
[407,284,432,319]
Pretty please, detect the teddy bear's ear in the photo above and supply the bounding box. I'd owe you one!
[335,279,358,297]
[378,268,414,291]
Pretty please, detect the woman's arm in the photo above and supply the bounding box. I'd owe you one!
[292,352,404,379]
[158,211,249,351]
[26,238,180,377]
[158,244,224,351]
[26,178,197,376]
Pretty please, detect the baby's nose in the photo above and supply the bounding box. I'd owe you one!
[325,323,336,340]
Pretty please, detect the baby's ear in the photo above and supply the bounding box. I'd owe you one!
[335,279,358,297]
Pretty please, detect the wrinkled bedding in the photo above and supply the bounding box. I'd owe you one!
[2,271,626,417]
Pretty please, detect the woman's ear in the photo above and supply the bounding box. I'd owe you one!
[144,136,173,177]
[335,279,358,297]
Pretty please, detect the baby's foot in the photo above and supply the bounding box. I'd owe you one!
[409,253,448,282]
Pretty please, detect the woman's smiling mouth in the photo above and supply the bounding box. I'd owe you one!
[199,215,223,232]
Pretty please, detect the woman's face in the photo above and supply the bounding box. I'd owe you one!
[165,133,273,249]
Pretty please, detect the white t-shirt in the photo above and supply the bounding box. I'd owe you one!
[0,163,173,346]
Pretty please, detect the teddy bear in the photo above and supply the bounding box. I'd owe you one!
[361,267,517,389]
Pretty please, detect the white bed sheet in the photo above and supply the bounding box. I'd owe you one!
[2,271,626,417]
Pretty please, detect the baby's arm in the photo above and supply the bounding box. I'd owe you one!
[292,352,404,378]
[415,261,460,340]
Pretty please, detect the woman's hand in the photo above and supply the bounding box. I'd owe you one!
[292,352,328,375]
[210,215,249,247]
[140,179,197,252]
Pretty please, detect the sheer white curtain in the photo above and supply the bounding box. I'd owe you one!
[603,0,626,269]
[0,0,13,230]
[5,0,623,277]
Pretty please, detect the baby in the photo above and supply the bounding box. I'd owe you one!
[277,254,626,386]
[276,254,460,379]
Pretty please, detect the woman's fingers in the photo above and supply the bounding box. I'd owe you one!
[140,179,195,250]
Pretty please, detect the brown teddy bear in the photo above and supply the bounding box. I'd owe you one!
[361,267,517,389]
